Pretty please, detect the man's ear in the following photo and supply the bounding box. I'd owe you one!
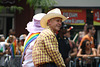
[47,19,52,25]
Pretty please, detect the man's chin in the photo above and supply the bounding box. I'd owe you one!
[57,28,60,31]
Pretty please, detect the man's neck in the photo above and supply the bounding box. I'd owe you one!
[46,26,56,34]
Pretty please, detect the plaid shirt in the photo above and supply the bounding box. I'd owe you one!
[32,28,65,67]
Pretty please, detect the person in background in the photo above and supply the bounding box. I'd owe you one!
[97,44,100,67]
[64,26,77,66]
[19,34,26,55]
[79,25,96,48]
[32,8,68,67]
[6,35,17,56]
[5,29,17,55]
[5,29,16,43]
[0,35,5,42]
[0,35,8,56]
[76,23,88,48]
[19,34,26,53]
[16,39,22,55]
[97,44,100,56]
[0,34,9,67]
[56,23,70,66]
[77,40,96,67]
[22,13,46,67]
[7,35,16,44]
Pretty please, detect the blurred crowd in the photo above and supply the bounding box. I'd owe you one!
[0,8,100,67]
[56,23,97,67]
[0,24,99,67]
[0,29,27,67]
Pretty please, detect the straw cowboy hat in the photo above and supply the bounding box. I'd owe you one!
[26,13,46,33]
[40,8,69,28]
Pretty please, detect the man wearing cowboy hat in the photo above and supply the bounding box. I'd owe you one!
[32,8,68,67]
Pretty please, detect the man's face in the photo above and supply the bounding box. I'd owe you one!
[84,24,87,31]
[90,27,96,36]
[48,17,62,32]
[92,27,96,36]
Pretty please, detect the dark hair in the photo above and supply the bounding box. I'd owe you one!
[58,22,67,35]
[87,25,94,33]
[9,29,15,35]
[81,40,90,54]
[60,22,67,29]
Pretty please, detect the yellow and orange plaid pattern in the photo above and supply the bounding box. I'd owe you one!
[32,28,65,67]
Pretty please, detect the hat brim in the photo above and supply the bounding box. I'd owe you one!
[40,13,68,28]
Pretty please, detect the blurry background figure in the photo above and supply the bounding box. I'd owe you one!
[97,44,100,67]
[7,35,16,43]
[77,40,96,67]
[79,25,96,49]
[97,44,100,56]
[0,35,5,42]
[5,29,16,43]
[0,34,7,55]
[64,25,77,67]
[78,25,96,67]
[6,35,17,56]
[56,23,70,66]
[56,23,77,67]
[19,34,26,55]
[16,39,22,55]
[0,34,9,67]
[76,23,88,48]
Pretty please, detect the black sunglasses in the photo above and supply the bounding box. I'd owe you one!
[86,43,91,45]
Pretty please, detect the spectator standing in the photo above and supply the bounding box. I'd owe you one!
[76,23,88,48]
[5,29,16,43]
[0,35,9,67]
[97,44,100,56]
[79,25,96,48]
[19,34,26,55]
[77,40,96,67]
[56,23,70,66]
[64,26,77,65]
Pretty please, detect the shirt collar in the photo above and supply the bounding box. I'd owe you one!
[45,26,55,34]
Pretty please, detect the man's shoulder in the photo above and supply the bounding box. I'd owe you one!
[80,35,89,41]
[82,34,93,41]
[82,34,88,38]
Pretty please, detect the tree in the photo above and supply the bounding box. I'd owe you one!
[0,0,57,13]
[0,0,23,13]
[27,0,57,12]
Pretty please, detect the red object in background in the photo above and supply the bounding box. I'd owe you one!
[61,9,86,25]
[69,26,73,30]
[94,9,100,22]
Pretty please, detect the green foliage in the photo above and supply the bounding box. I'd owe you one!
[26,0,57,12]
[0,6,5,12]
[0,0,57,13]
[0,6,23,13]
[10,6,24,13]
[18,0,21,1]
[0,0,23,13]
